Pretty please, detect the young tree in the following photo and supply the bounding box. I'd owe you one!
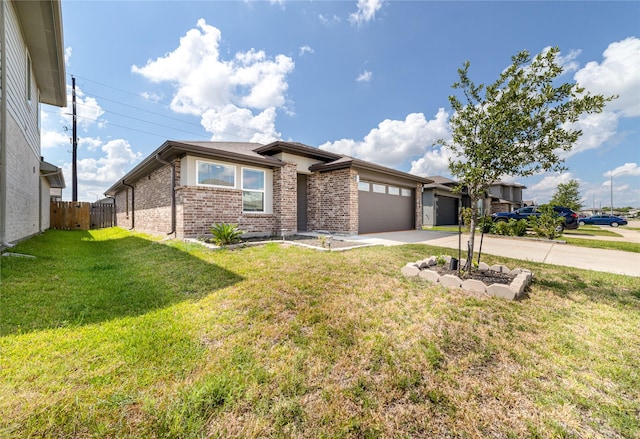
[549,179,582,211]
[439,47,614,271]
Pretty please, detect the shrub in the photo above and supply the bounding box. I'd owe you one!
[494,220,512,236]
[210,223,243,246]
[461,207,473,232]
[478,215,495,233]
[529,205,564,239]
[511,219,529,236]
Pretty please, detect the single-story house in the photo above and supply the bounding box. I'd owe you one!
[104,141,432,238]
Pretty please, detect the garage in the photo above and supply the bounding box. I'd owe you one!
[358,181,415,234]
[436,195,459,225]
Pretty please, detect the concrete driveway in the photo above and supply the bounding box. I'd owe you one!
[345,229,640,277]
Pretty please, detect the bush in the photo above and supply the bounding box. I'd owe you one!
[210,223,243,246]
[511,219,528,236]
[529,205,564,239]
[478,215,495,233]
[461,207,473,232]
[494,220,512,236]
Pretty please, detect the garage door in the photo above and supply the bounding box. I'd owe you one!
[436,195,458,225]
[358,181,415,234]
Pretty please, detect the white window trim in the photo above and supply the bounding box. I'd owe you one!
[372,183,386,194]
[388,186,400,195]
[401,188,412,197]
[241,167,266,213]
[358,181,370,191]
[26,50,32,103]
[196,160,236,188]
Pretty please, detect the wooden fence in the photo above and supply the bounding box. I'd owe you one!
[50,201,115,230]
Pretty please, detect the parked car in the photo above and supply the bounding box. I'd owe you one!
[491,205,579,231]
[578,215,627,227]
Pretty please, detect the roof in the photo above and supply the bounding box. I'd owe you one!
[13,0,67,107]
[40,160,65,188]
[425,175,458,186]
[105,140,432,195]
[490,181,527,189]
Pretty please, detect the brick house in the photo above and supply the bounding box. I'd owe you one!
[1,0,67,247]
[104,141,431,238]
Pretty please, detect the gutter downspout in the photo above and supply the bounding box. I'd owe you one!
[122,181,134,230]
[154,154,176,235]
[0,2,12,249]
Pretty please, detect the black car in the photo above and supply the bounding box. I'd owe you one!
[491,205,579,231]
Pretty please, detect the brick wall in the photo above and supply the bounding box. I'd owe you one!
[4,114,41,242]
[307,168,359,234]
[114,159,178,235]
[273,162,297,235]
[177,185,276,237]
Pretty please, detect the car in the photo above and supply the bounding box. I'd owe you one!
[578,214,627,227]
[491,205,579,231]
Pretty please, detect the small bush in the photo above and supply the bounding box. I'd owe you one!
[494,220,512,236]
[210,223,243,246]
[511,219,529,236]
[529,205,564,239]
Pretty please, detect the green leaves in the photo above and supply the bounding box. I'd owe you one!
[210,223,244,246]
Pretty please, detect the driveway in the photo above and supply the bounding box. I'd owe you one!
[346,230,640,277]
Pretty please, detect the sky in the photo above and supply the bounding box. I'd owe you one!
[41,0,640,208]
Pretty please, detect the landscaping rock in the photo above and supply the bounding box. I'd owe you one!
[487,283,517,300]
[478,262,490,272]
[401,265,420,277]
[462,279,487,293]
[489,264,510,274]
[439,274,462,288]
[418,269,440,284]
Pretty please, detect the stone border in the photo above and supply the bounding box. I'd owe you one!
[401,255,533,300]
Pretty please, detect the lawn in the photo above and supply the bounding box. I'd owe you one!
[1,228,639,438]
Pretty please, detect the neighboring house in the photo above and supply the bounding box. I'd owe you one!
[0,0,66,246]
[422,176,466,226]
[40,158,65,229]
[486,182,526,214]
[104,141,431,238]
[422,177,526,226]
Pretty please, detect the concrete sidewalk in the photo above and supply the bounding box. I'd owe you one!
[344,230,640,277]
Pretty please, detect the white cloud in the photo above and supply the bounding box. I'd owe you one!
[201,105,280,144]
[320,109,450,168]
[574,36,640,117]
[409,145,454,177]
[132,19,294,142]
[299,45,314,56]
[42,130,71,150]
[319,14,341,25]
[61,138,143,201]
[140,91,163,103]
[561,111,619,158]
[604,162,640,177]
[349,0,383,26]
[64,47,72,64]
[523,173,577,204]
[58,84,106,131]
[356,70,372,82]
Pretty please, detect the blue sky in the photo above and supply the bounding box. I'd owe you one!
[41,0,640,208]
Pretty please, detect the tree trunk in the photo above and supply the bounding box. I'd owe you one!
[465,198,479,271]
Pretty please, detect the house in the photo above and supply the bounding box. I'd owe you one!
[0,0,67,247]
[422,177,526,226]
[422,176,466,226]
[486,181,526,213]
[104,141,431,238]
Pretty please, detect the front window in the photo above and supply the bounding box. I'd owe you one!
[242,168,265,212]
[197,161,236,188]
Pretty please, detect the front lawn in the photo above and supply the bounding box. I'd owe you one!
[1,228,638,438]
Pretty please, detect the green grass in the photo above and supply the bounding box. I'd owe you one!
[1,228,639,438]
[563,237,640,253]
[564,225,623,237]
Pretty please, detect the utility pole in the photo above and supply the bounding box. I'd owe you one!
[72,75,78,201]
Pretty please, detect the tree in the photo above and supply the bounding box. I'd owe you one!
[439,47,614,271]
[549,179,582,211]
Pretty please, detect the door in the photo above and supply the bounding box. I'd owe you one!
[358,183,414,234]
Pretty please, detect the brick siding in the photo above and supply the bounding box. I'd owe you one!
[307,168,358,234]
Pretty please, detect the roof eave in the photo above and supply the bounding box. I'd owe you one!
[104,141,284,196]
[255,141,343,162]
[14,0,67,107]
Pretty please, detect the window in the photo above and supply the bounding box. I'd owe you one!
[372,184,386,194]
[358,181,370,191]
[197,161,235,188]
[401,188,412,197]
[388,186,400,195]
[242,168,265,212]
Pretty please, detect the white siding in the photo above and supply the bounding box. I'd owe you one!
[2,2,45,242]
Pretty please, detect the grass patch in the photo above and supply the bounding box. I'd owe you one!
[1,228,639,437]
[563,237,640,253]
[564,226,623,237]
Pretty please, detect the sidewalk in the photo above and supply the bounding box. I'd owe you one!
[345,230,640,277]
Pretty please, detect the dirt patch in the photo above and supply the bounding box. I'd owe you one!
[234,235,370,250]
